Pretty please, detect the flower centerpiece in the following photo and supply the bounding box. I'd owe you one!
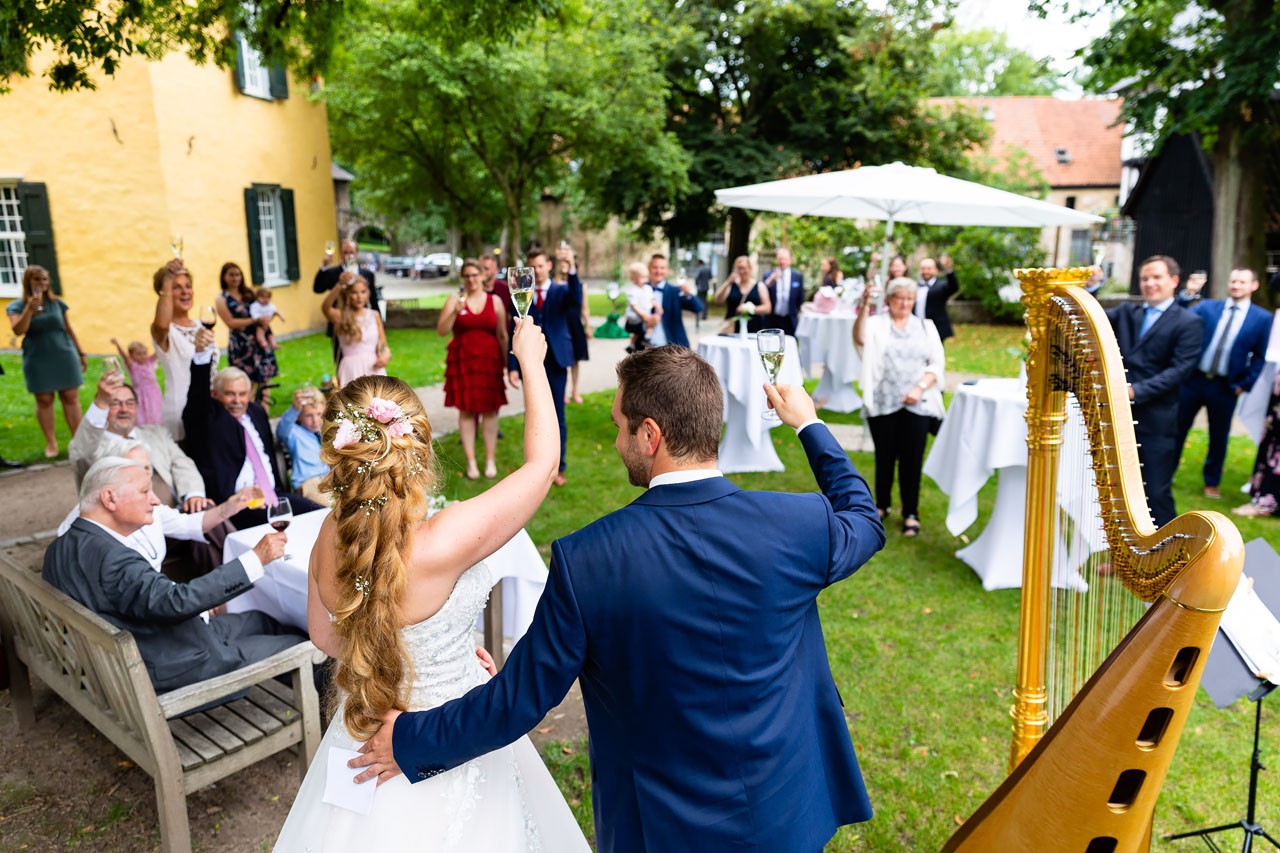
[736,301,756,338]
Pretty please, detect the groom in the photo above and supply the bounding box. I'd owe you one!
[353,346,886,851]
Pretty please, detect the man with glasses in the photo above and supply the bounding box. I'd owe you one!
[71,372,209,511]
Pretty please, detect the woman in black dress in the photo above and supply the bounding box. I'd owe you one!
[214,262,278,400]
[712,255,772,333]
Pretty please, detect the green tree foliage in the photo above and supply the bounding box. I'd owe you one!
[0,0,557,93]
[648,0,991,256]
[325,0,688,259]
[927,28,1062,97]
[1066,0,1280,291]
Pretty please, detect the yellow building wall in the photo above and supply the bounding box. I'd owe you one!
[0,50,336,355]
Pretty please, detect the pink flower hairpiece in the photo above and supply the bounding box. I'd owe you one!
[331,398,414,450]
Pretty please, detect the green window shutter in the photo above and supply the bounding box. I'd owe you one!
[234,36,248,93]
[17,182,61,294]
[280,188,299,280]
[268,65,289,100]
[243,187,265,284]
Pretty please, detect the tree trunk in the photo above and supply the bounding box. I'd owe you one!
[1210,120,1267,297]
[727,208,751,262]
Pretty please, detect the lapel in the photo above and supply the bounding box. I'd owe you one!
[630,477,741,508]
[1133,302,1170,352]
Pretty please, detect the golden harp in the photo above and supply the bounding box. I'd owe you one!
[944,268,1244,852]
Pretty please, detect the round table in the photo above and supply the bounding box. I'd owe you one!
[922,378,1099,590]
[698,333,805,474]
[795,308,862,413]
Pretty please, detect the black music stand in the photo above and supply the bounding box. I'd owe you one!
[1167,538,1280,851]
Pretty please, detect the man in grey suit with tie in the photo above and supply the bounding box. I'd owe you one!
[1175,267,1274,498]
[43,456,304,692]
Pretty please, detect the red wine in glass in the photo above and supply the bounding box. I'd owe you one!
[200,305,217,330]
[270,519,291,532]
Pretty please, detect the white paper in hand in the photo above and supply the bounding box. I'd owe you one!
[322,746,378,815]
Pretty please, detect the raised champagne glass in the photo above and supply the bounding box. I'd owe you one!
[170,234,183,259]
[508,266,536,318]
[267,497,294,560]
[102,355,124,382]
[757,328,785,422]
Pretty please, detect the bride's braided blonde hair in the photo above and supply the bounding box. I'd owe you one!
[319,375,436,739]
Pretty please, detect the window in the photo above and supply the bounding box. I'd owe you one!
[1069,229,1093,267]
[244,185,298,285]
[0,185,28,293]
[235,33,289,101]
[0,182,58,298]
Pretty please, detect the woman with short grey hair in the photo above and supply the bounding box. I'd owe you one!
[853,276,946,537]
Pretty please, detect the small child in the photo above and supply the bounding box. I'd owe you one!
[249,286,285,352]
[276,387,329,504]
[111,337,163,425]
[622,261,662,353]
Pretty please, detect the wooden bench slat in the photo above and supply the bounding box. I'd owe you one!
[206,705,265,744]
[173,737,205,770]
[256,677,300,710]
[184,712,245,754]
[247,685,297,723]
[226,697,284,734]
[168,718,223,762]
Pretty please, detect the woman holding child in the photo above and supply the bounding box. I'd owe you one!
[215,261,278,399]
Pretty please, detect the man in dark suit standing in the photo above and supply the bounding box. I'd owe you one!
[646,253,703,348]
[508,246,581,486]
[182,328,322,528]
[313,239,380,366]
[1176,267,1273,497]
[353,346,886,852]
[43,456,301,692]
[763,247,805,336]
[1107,255,1203,526]
[916,256,960,342]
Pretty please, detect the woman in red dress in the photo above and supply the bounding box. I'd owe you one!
[438,259,509,479]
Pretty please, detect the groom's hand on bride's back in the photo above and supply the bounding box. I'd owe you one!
[350,709,403,785]
[764,383,818,428]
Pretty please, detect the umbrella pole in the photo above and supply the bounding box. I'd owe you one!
[876,216,895,310]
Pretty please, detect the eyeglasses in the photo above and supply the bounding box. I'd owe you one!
[108,399,138,409]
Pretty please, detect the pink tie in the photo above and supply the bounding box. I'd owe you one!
[243,423,278,505]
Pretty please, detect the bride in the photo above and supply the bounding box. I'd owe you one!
[274,318,588,850]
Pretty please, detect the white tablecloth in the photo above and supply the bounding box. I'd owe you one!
[923,378,1100,590]
[223,508,547,642]
[795,309,862,413]
[1238,346,1280,444]
[698,334,805,473]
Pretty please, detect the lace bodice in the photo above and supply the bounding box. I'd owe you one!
[401,562,493,710]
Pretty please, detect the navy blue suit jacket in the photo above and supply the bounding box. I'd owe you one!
[508,273,583,373]
[1106,301,1203,415]
[393,425,885,852]
[765,267,806,331]
[652,280,703,348]
[1190,299,1272,393]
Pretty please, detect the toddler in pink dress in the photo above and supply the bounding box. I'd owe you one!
[113,338,163,425]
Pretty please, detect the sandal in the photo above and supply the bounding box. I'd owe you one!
[484,461,498,479]
[902,516,921,537]
[465,462,480,480]
[1232,502,1272,518]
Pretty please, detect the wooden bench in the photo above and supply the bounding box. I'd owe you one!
[0,552,322,853]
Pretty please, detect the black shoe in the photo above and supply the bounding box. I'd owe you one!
[0,456,20,469]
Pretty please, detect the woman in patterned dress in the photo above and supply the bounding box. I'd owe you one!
[215,261,278,399]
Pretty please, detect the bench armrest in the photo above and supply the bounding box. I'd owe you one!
[157,641,324,718]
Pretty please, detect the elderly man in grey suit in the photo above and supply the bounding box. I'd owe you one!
[43,456,304,692]
[70,372,208,511]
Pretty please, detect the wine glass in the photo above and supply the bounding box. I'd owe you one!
[170,234,183,258]
[757,328,785,422]
[102,355,124,382]
[508,266,536,318]
[324,239,336,256]
[267,497,294,560]
[199,305,217,330]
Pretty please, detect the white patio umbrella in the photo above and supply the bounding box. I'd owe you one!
[714,161,1101,285]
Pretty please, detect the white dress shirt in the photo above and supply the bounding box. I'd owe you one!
[1199,298,1252,375]
[649,281,669,347]
[645,422,824,489]
[914,278,934,319]
[775,268,792,316]
[69,510,262,580]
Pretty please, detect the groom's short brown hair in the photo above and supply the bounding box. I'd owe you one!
[615,346,722,463]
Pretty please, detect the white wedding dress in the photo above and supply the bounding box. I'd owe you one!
[273,563,589,852]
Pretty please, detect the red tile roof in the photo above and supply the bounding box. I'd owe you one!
[927,96,1123,189]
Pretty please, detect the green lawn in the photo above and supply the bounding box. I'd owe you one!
[434,386,1280,850]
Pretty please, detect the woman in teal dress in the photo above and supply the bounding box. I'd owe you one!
[6,265,86,458]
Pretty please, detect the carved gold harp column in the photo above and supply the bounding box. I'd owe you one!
[944,268,1245,852]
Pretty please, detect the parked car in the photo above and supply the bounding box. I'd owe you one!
[423,253,460,277]
[382,255,417,277]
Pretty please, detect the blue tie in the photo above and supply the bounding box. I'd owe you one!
[1139,306,1159,338]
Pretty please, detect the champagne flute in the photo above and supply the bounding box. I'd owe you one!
[267,497,294,560]
[324,239,336,256]
[102,355,124,382]
[508,266,536,318]
[757,328,785,422]
[170,234,183,259]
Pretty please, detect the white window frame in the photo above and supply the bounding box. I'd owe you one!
[256,186,288,285]
[237,33,274,101]
[0,182,28,298]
